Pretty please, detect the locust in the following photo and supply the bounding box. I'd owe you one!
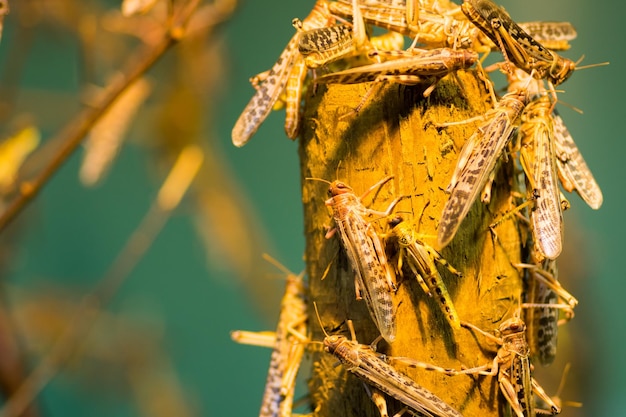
[230,255,308,417]
[505,67,603,211]
[296,22,356,69]
[313,176,403,343]
[295,13,409,68]
[390,317,561,417]
[437,89,529,250]
[317,47,478,94]
[295,0,376,68]
[461,0,576,85]
[518,94,563,259]
[330,0,576,53]
[231,0,335,146]
[386,216,462,329]
[330,0,487,50]
[318,315,464,417]
[458,318,561,417]
[234,0,394,144]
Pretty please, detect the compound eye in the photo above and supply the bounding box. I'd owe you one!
[389,216,403,227]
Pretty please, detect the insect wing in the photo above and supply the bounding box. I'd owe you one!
[445,122,483,192]
[438,93,525,248]
[298,23,355,68]
[232,37,300,147]
[525,109,563,259]
[523,259,559,366]
[338,212,397,342]
[552,110,603,209]
[518,21,577,43]
[232,0,335,146]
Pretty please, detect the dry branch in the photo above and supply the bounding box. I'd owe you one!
[0,0,203,233]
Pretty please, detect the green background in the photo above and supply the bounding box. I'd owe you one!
[1,0,623,416]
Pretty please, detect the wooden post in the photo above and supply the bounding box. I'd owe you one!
[299,70,524,417]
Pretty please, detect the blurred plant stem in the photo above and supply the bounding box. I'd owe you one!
[0,0,202,233]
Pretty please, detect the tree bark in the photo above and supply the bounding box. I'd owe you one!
[299,70,524,417]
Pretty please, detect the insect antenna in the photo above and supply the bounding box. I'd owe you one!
[313,301,331,339]
[262,253,302,279]
[554,98,583,115]
[305,177,332,186]
[572,53,609,70]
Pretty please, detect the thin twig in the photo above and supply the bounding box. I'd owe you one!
[0,0,201,233]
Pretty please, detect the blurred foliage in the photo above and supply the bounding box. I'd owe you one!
[0,0,622,416]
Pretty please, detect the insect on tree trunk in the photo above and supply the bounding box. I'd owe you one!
[299,70,524,416]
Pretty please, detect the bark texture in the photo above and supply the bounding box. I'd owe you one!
[299,70,524,417]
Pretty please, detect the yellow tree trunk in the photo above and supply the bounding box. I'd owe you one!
[299,70,524,417]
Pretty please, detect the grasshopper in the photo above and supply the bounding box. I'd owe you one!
[317,47,478,94]
[518,94,563,260]
[313,176,403,343]
[458,318,561,417]
[295,11,409,68]
[505,67,603,211]
[295,0,416,72]
[437,89,529,250]
[318,315,464,417]
[330,0,487,50]
[386,216,462,329]
[235,0,388,143]
[296,23,356,69]
[391,317,561,417]
[330,0,575,53]
[461,0,575,85]
[232,0,335,146]
[230,255,308,417]
[295,0,374,69]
